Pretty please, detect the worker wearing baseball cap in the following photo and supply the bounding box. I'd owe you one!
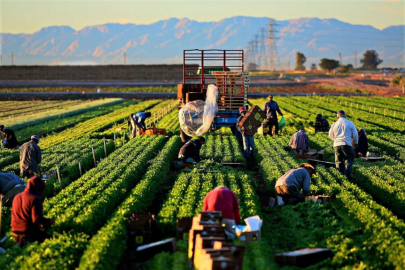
[263,95,283,136]
[236,106,255,160]
[20,135,42,178]
[273,163,316,206]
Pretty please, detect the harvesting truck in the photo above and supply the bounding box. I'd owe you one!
[177,49,250,142]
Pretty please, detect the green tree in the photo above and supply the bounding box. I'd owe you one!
[247,63,258,71]
[310,63,317,70]
[360,50,383,69]
[295,52,306,71]
[319,58,340,73]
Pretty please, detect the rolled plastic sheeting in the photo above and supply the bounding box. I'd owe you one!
[179,84,218,137]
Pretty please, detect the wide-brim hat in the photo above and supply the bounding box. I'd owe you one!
[299,163,316,175]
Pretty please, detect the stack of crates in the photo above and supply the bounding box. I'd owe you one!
[212,71,249,111]
[188,211,245,270]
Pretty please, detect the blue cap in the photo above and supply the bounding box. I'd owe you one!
[31,135,40,143]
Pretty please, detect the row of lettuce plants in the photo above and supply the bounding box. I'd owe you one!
[78,136,181,270]
[3,98,123,131]
[1,135,167,269]
[39,99,160,149]
[14,101,128,144]
[1,100,84,118]
[253,135,405,268]
[95,99,176,139]
[200,135,246,164]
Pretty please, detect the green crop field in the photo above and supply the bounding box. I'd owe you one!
[1,95,405,269]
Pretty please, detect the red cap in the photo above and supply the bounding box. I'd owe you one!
[239,107,247,113]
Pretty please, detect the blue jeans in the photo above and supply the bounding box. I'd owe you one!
[334,145,355,177]
[242,134,255,158]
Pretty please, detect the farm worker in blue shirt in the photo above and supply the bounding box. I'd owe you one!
[329,110,358,179]
[263,95,283,136]
[275,163,316,205]
[130,112,151,138]
[236,107,255,159]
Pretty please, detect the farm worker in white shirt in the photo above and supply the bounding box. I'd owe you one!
[329,110,358,179]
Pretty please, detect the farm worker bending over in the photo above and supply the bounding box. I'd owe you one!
[0,125,19,149]
[130,111,152,138]
[314,114,330,133]
[11,176,55,246]
[178,136,205,163]
[0,172,26,207]
[236,107,255,159]
[275,163,316,205]
[354,128,368,157]
[329,110,358,179]
[289,128,309,156]
[263,95,283,136]
[20,135,42,178]
[203,186,240,239]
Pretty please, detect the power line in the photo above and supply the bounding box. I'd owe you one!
[278,31,404,42]
[277,37,404,48]
[280,25,404,36]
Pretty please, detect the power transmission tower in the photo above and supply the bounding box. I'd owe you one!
[248,41,254,67]
[253,34,259,68]
[266,18,280,72]
[260,27,268,70]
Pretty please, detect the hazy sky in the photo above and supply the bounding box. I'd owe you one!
[1,0,404,34]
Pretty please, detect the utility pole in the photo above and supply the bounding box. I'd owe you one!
[123,51,127,65]
[355,50,357,69]
[11,52,14,66]
[288,61,290,71]
[339,53,343,66]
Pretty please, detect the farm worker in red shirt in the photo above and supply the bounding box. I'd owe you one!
[11,176,55,246]
[202,186,240,239]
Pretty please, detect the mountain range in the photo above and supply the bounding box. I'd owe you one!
[0,16,404,68]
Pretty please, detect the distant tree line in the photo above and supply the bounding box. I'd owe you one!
[295,50,383,72]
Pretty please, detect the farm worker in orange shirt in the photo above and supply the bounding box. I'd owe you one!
[203,186,240,239]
